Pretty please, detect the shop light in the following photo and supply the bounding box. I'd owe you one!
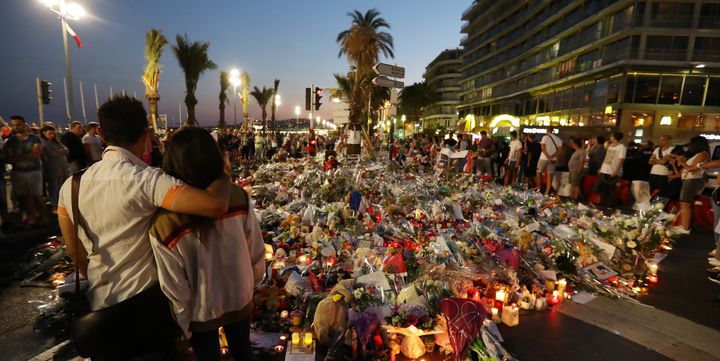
[696,64,706,69]
[660,116,672,126]
[701,134,720,141]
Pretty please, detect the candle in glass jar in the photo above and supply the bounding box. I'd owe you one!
[265,244,274,260]
[557,279,567,294]
[491,307,499,322]
[495,289,506,303]
[292,332,300,345]
[648,264,658,276]
[303,332,313,346]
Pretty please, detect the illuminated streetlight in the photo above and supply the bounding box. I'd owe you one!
[696,64,706,69]
[40,0,86,124]
[294,106,300,129]
[229,68,241,126]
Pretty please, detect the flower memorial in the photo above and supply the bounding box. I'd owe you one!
[245,157,685,360]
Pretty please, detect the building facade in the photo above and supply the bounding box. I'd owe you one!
[458,0,720,142]
[423,48,462,129]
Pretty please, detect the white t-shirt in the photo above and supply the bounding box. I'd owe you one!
[650,146,673,176]
[508,139,522,162]
[82,134,104,162]
[681,153,705,180]
[600,143,627,175]
[58,146,182,311]
[539,134,562,161]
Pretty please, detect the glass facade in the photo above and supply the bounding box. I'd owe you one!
[457,0,720,141]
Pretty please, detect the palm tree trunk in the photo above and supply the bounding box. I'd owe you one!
[219,103,226,128]
[185,93,198,126]
[262,107,267,131]
[147,95,160,129]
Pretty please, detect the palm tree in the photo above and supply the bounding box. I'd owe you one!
[241,71,250,130]
[250,86,274,130]
[270,79,280,131]
[333,72,354,100]
[141,28,168,130]
[218,71,230,129]
[172,34,217,126]
[337,9,394,128]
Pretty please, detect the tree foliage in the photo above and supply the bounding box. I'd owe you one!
[172,34,216,126]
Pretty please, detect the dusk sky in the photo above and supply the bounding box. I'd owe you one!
[0,0,467,127]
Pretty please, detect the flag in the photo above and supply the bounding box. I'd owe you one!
[64,23,83,48]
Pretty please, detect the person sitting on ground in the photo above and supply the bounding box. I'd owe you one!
[150,127,264,361]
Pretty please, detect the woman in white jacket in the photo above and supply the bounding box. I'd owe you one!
[149,127,265,361]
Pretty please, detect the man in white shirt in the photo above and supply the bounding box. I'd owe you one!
[648,135,673,194]
[536,128,562,194]
[58,96,231,360]
[82,122,104,164]
[504,131,522,185]
[594,131,626,206]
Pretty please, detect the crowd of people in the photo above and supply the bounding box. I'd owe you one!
[2,94,719,360]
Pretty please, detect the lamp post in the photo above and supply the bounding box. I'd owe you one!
[294,106,300,129]
[229,69,241,127]
[40,0,85,124]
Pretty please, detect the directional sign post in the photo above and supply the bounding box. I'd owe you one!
[373,63,405,78]
[372,76,404,89]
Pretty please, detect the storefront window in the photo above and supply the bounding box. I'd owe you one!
[630,112,653,128]
[635,76,660,103]
[579,113,590,127]
[604,111,618,126]
[706,78,720,106]
[607,77,622,103]
[589,110,603,126]
[704,114,720,131]
[658,76,682,104]
[625,75,637,102]
[677,113,704,129]
[682,77,706,106]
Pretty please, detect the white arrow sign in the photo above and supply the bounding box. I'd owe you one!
[373,63,405,78]
[372,76,404,88]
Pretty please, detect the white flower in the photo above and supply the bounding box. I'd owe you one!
[626,240,637,249]
[354,288,365,299]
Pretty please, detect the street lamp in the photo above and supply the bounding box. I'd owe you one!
[294,105,300,129]
[229,69,241,126]
[40,0,86,124]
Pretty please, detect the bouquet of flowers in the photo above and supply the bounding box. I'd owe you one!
[389,304,437,331]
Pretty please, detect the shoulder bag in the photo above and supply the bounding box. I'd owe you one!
[67,172,178,359]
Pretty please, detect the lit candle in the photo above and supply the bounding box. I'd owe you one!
[545,280,555,292]
[649,264,658,276]
[265,244,274,260]
[491,307,499,322]
[274,345,285,352]
[495,289,506,303]
[292,332,300,345]
[297,255,308,265]
[551,290,560,304]
[303,332,313,346]
[647,275,658,284]
[280,335,287,341]
[280,310,289,319]
[557,279,567,295]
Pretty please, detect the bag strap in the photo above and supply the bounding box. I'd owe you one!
[71,170,88,294]
[657,146,663,159]
[547,135,559,158]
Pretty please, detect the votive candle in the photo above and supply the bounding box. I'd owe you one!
[292,332,300,345]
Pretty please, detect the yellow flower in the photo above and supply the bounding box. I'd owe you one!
[332,294,342,303]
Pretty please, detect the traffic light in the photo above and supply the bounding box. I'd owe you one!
[305,87,311,111]
[314,87,323,111]
[40,80,52,105]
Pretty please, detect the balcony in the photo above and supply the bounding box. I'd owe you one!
[643,48,687,62]
[699,16,720,29]
[649,15,692,28]
[693,49,720,62]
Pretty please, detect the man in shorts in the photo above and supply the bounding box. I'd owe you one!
[536,128,562,194]
[3,115,45,224]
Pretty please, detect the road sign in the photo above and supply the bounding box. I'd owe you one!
[373,63,405,78]
[372,76,404,89]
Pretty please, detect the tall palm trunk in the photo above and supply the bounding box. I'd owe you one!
[185,94,198,126]
[147,95,160,129]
